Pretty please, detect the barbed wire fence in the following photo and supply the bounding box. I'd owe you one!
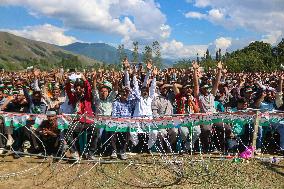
[0,111,284,188]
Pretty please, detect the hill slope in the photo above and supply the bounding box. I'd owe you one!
[0,32,100,70]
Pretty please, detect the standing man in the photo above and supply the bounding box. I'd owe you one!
[193,61,232,153]
[92,70,118,157]
[65,73,95,160]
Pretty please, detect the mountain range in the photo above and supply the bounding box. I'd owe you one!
[62,42,175,66]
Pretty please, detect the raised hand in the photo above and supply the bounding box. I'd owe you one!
[132,65,137,75]
[80,73,86,81]
[152,66,158,76]
[192,61,199,70]
[34,69,40,77]
[146,59,153,71]
[217,61,223,70]
[123,58,130,69]
[92,70,97,79]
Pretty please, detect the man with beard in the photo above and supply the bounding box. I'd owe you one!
[43,82,65,113]
[36,111,64,155]
[65,73,95,160]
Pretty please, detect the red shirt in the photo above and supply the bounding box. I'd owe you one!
[65,80,94,124]
[175,93,199,114]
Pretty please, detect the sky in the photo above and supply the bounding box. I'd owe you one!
[0,0,283,59]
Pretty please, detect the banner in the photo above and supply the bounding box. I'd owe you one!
[0,111,283,133]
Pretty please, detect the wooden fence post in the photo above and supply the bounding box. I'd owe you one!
[252,111,260,156]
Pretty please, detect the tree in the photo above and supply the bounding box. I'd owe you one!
[205,49,211,60]
[152,41,162,68]
[197,53,200,63]
[273,38,284,67]
[132,41,139,64]
[143,45,152,63]
[118,44,126,63]
[215,51,219,61]
[173,59,191,69]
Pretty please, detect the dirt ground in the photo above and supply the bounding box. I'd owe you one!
[0,153,284,189]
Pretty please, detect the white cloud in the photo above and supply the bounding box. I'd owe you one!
[1,24,78,46]
[214,37,232,51]
[161,40,208,59]
[261,30,282,45]
[185,0,284,45]
[194,0,211,7]
[208,9,224,21]
[0,0,170,45]
[185,11,206,19]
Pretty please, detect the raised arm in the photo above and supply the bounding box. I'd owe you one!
[65,77,75,104]
[192,61,200,98]
[23,85,32,105]
[132,71,141,99]
[123,59,131,88]
[143,60,153,87]
[149,66,157,98]
[81,74,92,101]
[0,96,13,111]
[173,83,182,95]
[92,71,100,102]
[211,61,223,96]
[32,69,41,91]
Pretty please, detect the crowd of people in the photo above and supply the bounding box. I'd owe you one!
[0,58,283,161]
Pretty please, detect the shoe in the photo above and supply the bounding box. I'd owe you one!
[71,151,80,161]
[119,151,127,160]
[13,152,23,159]
[110,150,117,159]
[0,148,4,154]
[255,148,262,155]
[6,138,14,147]
[23,141,31,153]
[86,153,98,161]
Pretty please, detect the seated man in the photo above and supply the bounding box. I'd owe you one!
[36,111,64,155]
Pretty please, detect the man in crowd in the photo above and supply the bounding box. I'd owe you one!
[193,61,233,153]
[65,73,95,160]
[36,110,64,155]
[92,70,118,157]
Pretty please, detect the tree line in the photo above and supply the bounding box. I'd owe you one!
[174,39,284,72]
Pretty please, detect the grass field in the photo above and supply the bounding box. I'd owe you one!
[0,153,283,189]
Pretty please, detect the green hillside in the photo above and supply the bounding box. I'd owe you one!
[0,32,101,70]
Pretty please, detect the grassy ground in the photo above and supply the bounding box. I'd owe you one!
[0,153,283,189]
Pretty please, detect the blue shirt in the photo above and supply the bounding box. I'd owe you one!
[260,101,275,112]
[112,99,136,117]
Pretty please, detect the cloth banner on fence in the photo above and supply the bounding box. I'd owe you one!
[0,111,283,133]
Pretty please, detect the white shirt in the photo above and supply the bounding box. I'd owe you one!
[132,75,156,118]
